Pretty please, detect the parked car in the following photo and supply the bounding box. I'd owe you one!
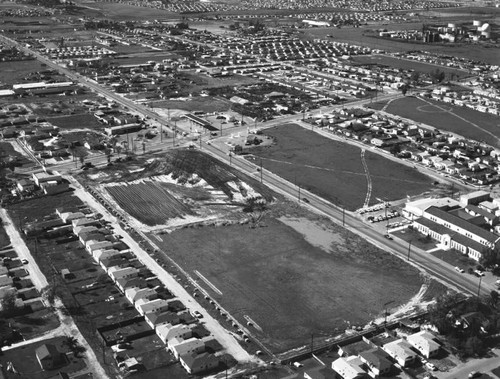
[384,234,393,240]
[455,266,465,273]
[193,311,203,318]
[474,270,485,277]
[469,372,481,378]
[425,362,437,371]
[21,259,28,265]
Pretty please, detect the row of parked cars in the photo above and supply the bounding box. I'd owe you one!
[368,210,400,223]
[358,202,391,214]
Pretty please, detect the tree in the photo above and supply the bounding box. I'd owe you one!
[400,85,408,96]
[41,284,59,307]
[390,144,401,156]
[0,290,18,317]
[63,336,86,358]
[430,69,445,83]
[490,290,499,307]
[410,71,421,84]
[464,336,484,357]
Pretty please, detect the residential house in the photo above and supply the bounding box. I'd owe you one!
[146,311,181,330]
[331,356,367,379]
[180,352,219,374]
[116,276,146,292]
[93,249,121,263]
[86,240,114,255]
[407,330,440,359]
[156,323,192,344]
[58,211,85,223]
[168,337,205,360]
[136,298,170,316]
[358,348,392,377]
[382,339,416,367]
[125,287,158,304]
[108,266,139,284]
[35,344,65,370]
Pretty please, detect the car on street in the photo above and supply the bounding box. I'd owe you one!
[469,372,481,378]
[474,270,485,277]
[21,259,28,265]
[455,266,465,273]
[384,234,393,240]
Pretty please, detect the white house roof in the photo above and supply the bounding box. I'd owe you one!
[332,356,366,379]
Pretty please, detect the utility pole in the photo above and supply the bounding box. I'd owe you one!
[478,276,482,297]
[260,159,263,183]
[310,333,314,355]
[407,240,412,261]
[342,207,345,227]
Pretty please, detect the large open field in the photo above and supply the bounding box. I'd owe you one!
[76,0,178,20]
[371,96,500,146]
[250,123,433,210]
[352,55,467,78]
[304,19,499,64]
[153,215,424,353]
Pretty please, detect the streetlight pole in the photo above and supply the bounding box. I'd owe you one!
[407,240,412,261]
[478,276,482,297]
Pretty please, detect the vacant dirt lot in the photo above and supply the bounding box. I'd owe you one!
[249,123,433,210]
[154,214,424,353]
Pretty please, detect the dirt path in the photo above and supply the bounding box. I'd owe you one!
[0,207,110,379]
[67,177,258,364]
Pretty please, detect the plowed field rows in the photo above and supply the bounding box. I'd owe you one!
[107,181,193,226]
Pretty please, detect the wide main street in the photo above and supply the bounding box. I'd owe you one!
[1,34,493,302]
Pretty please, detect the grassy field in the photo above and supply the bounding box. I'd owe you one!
[76,0,178,20]
[0,59,44,85]
[154,97,230,113]
[46,113,103,130]
[155,215,423,353]
[352,55,467,78]
[250,123,433,210]
[304,22,499,64]
[371,96,500,146]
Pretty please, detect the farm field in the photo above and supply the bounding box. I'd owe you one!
[90,150,275,227]
[372,96,500,146]
[249,123,433,210]
[154,216,424,353]
[106,181,195,226]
